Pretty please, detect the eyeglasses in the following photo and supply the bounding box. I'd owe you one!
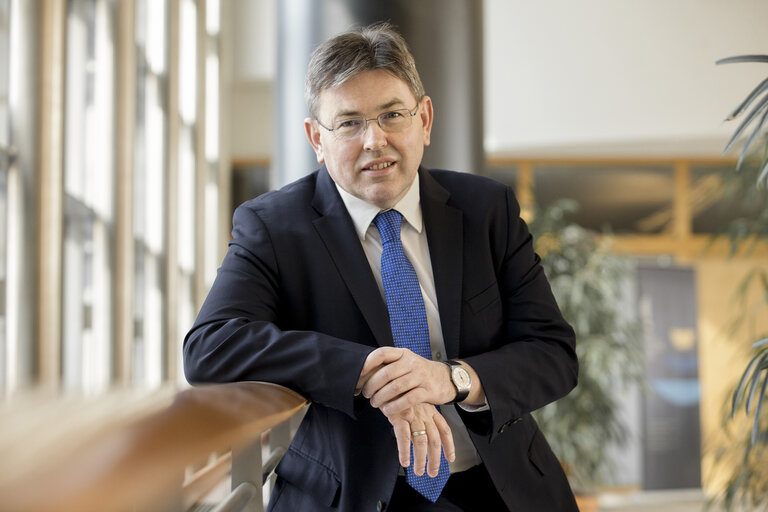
[316,102,420,140]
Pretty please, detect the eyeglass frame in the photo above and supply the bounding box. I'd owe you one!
[314,101,421,140]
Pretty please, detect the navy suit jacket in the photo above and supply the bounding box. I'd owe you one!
[184,166,579,511]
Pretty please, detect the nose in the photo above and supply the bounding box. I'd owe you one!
[362,119,388,151]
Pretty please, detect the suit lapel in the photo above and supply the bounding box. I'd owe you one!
[419,169,464,359]
[311,167,394,348]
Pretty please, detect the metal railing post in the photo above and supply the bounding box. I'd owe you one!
[230,436,264,512]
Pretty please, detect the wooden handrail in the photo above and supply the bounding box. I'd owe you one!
[0,382,307,512]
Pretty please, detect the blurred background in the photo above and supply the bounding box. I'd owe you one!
[0,0,766,510]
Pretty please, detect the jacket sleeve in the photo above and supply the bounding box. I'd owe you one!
[183,204,374,418]
[460,186,578,441]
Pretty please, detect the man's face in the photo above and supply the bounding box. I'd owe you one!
[305,69,433,209]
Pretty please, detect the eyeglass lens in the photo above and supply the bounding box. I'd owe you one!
[332,108,414,139]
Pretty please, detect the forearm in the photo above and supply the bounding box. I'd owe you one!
[184,318,374,416]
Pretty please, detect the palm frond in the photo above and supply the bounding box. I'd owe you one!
[752,376,767,445]
[722,93,768,155]
[744,350,768,414]
[724,77,768,122]
[732,352,763,417]
[720,54,768,190]
[737,108,768,170]
[717,55,768,65]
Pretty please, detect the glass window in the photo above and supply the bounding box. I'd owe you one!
[62,0,116,393]
[691,165,764,234]
[134,0,168,387]
[534,165,675,234]
[175,0,197,385]
[203,0,221,306]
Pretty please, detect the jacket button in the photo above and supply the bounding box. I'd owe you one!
[377,500,386,511]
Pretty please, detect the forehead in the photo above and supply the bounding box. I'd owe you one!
[317,69,417,118]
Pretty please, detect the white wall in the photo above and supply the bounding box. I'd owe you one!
[223,0,275,160]
[227,0,768,160]
[484,0,768,157]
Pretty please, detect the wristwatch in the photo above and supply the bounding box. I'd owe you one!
[444,360,471,403]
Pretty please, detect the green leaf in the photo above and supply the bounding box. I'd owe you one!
[758,158,768,188]
[745,350,768,414]
[750,376,767,446]
[737,107,768,170]
[726,77,768,121]
[723,93,768,155]
[716,55,768,65]
[733,353,763,416]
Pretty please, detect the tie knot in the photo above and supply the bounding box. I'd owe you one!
[374,210,403,244]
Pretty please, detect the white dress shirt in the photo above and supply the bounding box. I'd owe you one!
[336,177,483,473]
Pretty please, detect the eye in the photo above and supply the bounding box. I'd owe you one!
[337,118,363,130]
[382,110,404,120]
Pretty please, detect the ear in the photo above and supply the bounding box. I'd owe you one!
[304,117,325,163]
[418,96,434,147]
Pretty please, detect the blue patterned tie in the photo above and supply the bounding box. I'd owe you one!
[374,209,450,503]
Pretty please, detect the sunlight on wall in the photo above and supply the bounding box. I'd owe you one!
[696,258,768,494]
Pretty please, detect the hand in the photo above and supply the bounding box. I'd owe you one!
[385,403,455,477]
[359,347,454,416]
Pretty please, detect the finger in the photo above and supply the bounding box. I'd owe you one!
[368,372,420,407]
[411,424,428,476]
[380,387,428,416]
[391,418,412,468]
[425,419,443,477]
[434,412,456,463]
[362,363,410,401]
[359,347,404,378]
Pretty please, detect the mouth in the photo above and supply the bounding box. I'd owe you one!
[363,161,396,171]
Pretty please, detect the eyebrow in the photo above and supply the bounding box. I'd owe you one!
[334,99,408,118]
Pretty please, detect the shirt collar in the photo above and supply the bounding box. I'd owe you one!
[335,174,423,240]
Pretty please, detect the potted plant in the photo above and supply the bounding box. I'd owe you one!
[713,55,768,511]
[706,160,768,510]
[708,54,768,511]
[529,199,644,510]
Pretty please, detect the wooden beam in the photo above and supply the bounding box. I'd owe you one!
[115,0,136,385]
[230,156,271,169]
[673,160,692,240]
[607,234,768,260]
[486,155,737,168]
[516,161,535,223]
[37,0,66,388]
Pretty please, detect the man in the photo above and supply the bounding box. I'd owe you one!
[185,23,578,511]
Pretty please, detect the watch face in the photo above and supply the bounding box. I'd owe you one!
[453,367,471,389]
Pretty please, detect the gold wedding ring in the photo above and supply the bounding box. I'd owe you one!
[411,430,427,438]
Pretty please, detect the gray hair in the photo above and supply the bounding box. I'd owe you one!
[304,22,425,118]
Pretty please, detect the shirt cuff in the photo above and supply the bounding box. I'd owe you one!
[457,401,489,413]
